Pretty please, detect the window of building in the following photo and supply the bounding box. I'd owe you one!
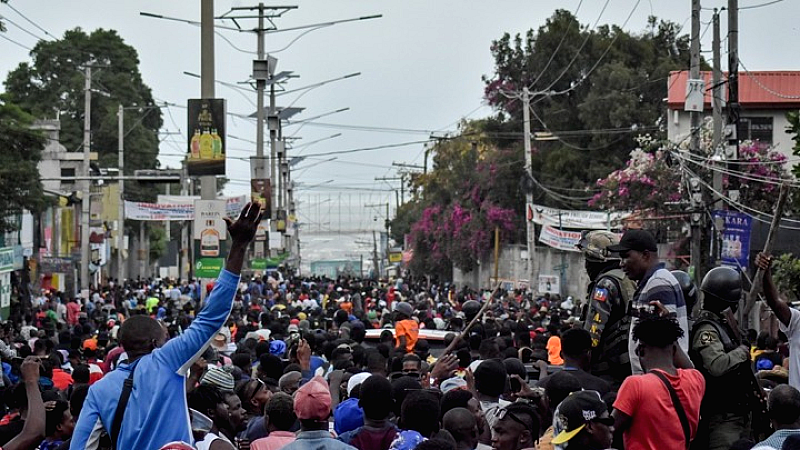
[737,117,773,144]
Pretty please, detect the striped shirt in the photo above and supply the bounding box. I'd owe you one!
[629,263,690,374]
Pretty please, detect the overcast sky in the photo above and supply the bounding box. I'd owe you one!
[1,0,798,239]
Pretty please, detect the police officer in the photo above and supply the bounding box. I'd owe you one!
[690,266,751,450]
[577,230,637,388]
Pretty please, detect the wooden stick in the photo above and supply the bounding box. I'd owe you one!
[440,282,503,357]
[744,183,789,315]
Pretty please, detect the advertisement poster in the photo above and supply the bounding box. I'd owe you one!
[538,275,560,295]
[713,210,753,270]
[538,225,582,252]
[251,179,272,218]
[195,258,224,278]
[194,200,227,258]
[187,98,226,176]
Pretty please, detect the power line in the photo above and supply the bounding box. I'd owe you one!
[0,14,46,41]
[739,0,785,10]
[3,2,55,40]
[737,57,800,100]
[0,32,31,50]
[528,0,585,91]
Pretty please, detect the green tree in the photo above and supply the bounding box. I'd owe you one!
[0,95,47,233]
[3,28,163,203]
[483,12,697,201]
[772,253,800,301]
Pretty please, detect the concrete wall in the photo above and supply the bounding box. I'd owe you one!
[453,244,591,300]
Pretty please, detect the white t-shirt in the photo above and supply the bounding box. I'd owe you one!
[779,308,800,391]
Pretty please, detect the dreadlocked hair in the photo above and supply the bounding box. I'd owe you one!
[632,312,684,348]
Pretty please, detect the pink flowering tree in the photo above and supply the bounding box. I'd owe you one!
[590,131,789,216]
[402,123,524,277]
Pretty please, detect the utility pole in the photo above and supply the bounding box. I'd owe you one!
[372,230,379,280]
[522,87,536,290]
[200,0,216,201]
[80,65,92,298]
[689,0,703,280]
[180,161,189,281]
[711,9,725,264]
[728,0,740,161]
[117,104,125,285]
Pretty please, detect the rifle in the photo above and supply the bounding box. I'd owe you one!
[721,307,773,441]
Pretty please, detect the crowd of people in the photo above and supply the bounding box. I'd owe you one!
[0,204,797,450]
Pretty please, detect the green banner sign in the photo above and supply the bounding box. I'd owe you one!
[195,257,224,278]
[250,253,289,270]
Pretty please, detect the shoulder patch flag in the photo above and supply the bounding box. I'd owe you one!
[592,287,609,302]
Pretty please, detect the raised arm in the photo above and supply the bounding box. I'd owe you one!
[6,357,45,450]
[755,252,792,327]
[155,202,262,373]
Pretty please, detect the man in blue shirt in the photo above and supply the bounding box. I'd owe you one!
[70,202,262,450]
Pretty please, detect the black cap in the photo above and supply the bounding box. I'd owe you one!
[607,229,657,253]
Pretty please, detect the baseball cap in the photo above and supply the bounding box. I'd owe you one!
[551,390,612,445]
[347,372,371,397]
[333,397,364,435]
[607,229,657,253]
[440,376,468,393]
[294,376,332,420]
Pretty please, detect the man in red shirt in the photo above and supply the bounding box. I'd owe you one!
[66,298,81,327]
[612,312,705,450]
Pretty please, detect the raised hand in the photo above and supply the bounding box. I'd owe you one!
[224,201,263,247]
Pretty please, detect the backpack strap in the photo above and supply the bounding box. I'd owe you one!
[651,370,691,449]
[110,359,140,449]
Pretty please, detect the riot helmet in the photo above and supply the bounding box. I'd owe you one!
[576,230,622,263]
[671,270,698,314]
[700,267,742,311]
[462,300,481,321]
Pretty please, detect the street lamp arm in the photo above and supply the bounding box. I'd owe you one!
[139,12,241,31]
[265,15,382,34]
[277,73,361,97]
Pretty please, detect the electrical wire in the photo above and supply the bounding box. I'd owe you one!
[0,32,32,50]
[737,57,800,100]
[681,165,800,230]
[3,2,55,40]
[0,14,46,41]
[535,0,643,102]
[527,0,585,91]
[739,0,785,10]
[533,0,612,95]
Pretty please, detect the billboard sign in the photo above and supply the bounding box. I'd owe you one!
[187,98,226,176]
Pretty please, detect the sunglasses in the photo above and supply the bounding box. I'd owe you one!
[243,378,265,403]
[496,408,529,429]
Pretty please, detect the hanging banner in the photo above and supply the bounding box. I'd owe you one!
[126,196,247,221]
[125,201,194,221]
[157,195,247,218]
[187,98,226,176]
[538,275,560,295]
[538,225,582,252]
[528,204,629,230]
[713,210,753,270]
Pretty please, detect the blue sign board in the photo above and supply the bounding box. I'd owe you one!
[713,210,753,270]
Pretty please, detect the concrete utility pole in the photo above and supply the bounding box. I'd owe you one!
[728,0,740,161]
[180,161,189,280]
[689,0,703,280]
[711,9,725,264]
[522,87,536,290]
[80,65,92,297]
[200,0,216,201]
[117,104,125,284]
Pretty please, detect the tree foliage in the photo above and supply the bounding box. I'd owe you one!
[391,121,523,278]
[3,28,163,202]
[482,12,697,202]
[0,95,47,232]
[772,253,800,301]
